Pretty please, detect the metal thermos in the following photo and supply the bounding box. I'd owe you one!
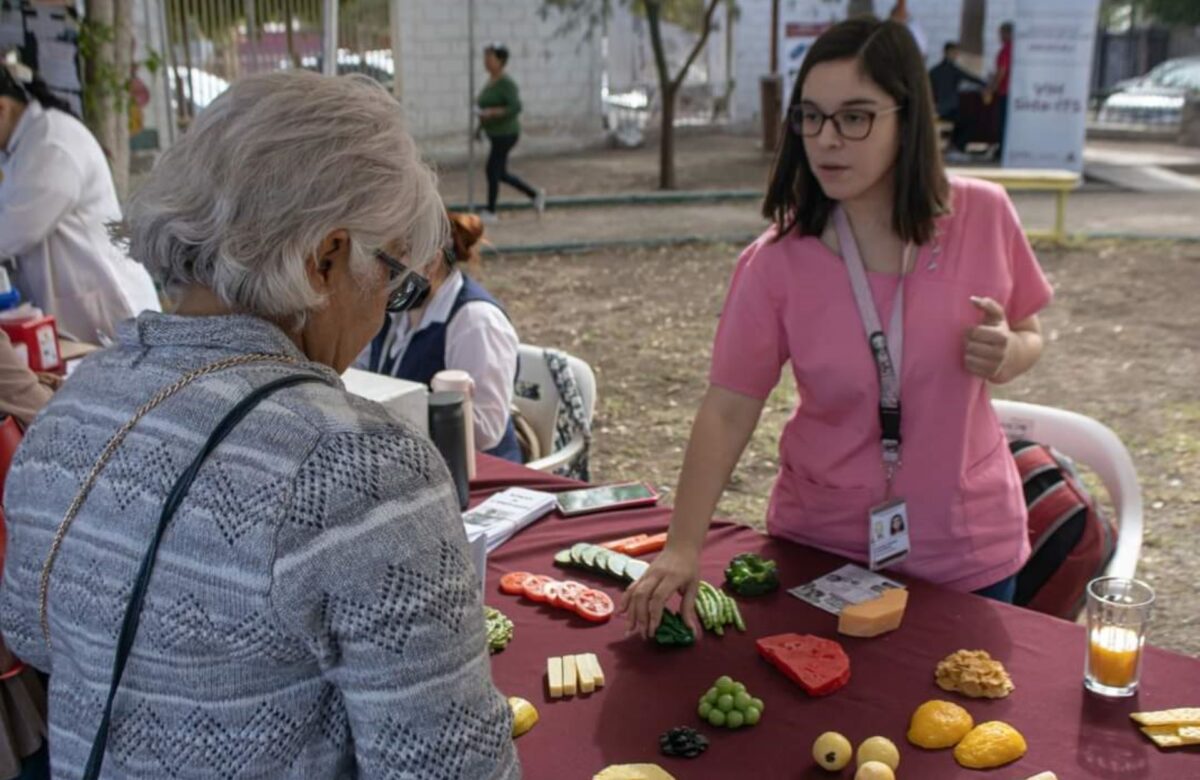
[428,391,470,509]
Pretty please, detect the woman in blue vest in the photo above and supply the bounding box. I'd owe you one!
[363,212,522,462]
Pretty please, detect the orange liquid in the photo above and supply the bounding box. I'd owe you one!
[1089,626,1141,688]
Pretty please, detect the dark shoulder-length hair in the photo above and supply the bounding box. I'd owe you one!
[762,16,948,246]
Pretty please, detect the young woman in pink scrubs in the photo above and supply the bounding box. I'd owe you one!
[623,16,1053,638]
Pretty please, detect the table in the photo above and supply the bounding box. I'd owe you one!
[946,167,1082,244]
[474,456,1200,779]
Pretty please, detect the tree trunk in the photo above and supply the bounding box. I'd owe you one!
[285,0,300,68]
[659,83,676,190]
[84,0,133,201]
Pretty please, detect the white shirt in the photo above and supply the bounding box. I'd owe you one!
[366,270,519,451]
[0,103,161,343]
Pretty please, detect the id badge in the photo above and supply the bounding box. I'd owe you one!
[869,499,911,571]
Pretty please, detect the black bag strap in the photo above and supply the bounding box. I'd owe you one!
[83,373,326,779]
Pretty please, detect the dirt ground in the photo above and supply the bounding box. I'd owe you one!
[482,238,1200,658]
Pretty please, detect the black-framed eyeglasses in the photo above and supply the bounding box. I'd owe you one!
[375,250,431,313]
[789,103,903,140]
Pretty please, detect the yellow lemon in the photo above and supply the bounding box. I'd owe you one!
[508,696,538,738]
[812,731,853,771]
[854,761,896,780]
[857,736,901,770]
[954,721,1028,769]
[907,699,975,749]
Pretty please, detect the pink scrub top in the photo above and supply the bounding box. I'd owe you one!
[709,176,1054,592]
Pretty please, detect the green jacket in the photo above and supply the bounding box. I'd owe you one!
[478,74,522,137]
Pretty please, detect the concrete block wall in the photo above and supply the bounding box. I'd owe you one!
[397,0,604,157]
[909,0,965,68]
[731,0,772,125]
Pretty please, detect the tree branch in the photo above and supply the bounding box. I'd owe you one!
[670,0,721,93]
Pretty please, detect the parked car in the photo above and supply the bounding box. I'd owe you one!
[1098,56,1200,129]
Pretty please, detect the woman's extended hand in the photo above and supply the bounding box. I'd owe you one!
[619,542,702,640]
[965,296,1012,380]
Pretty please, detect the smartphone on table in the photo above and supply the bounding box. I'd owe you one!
[555,482,659,517]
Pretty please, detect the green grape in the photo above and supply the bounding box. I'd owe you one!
[698,701,712,718]
[704,687,720,705]
[725,710,745,729]
[733,691,752,711]
[717,694,734,712]
[751,697,765,713]
[744,706,761,726]
[715,676,734,694]
[732,682,747,695]
[707,708,727,727]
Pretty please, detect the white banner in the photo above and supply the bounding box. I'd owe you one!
[778,0,849,111]
[1002,0,1100,171]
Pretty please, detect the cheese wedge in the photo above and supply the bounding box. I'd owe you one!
[587,652,606,687]
[1022,773,1058,780]
[1130,708,1200,727]
[1140,725,1200,749]
[576,654,596,693]
[547,656,564,698]
[838,588,908,638]
[562,654,578,696]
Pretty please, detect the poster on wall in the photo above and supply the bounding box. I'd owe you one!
[1002,0,1100,171]
[778,0,849,110]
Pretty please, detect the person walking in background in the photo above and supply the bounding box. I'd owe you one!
[0,61,160,344]
[929,41,987,159]
[888,0,927,59]
[986,22,1014,161]
[477,43,545,223]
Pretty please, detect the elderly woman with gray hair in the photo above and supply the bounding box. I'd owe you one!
[0,70,520,779]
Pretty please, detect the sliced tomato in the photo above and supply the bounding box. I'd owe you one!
[522,575,556,603]
[574,588,614,623]
[499,571,534,595]
[555,581,587,610]
[541,581,563,607]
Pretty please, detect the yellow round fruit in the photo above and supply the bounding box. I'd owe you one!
[907,699,975,749]
[953,721,1027,769]
[855,760,896,780]
[508,696,538,738]
[812,731,853,771]
[857,736,901,771]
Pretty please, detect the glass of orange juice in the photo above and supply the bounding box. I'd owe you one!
[1085,576,1154,697]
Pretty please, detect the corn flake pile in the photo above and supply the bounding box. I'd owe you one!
[935,650,1015,699]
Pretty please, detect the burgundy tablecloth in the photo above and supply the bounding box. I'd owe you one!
[474,455,1200,780]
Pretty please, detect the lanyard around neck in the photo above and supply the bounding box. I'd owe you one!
[832,206,913,483]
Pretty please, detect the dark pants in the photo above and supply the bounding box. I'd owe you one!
[974,573,1018,604]
[486,134,536,211]
[939,107,972,151]
[996,95,1010,160]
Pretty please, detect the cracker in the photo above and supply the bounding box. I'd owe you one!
[1129,708,1200,727]
[1140,725,1200,749]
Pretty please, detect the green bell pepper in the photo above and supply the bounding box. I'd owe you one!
[724,553,780,596]
[655,609,696,647]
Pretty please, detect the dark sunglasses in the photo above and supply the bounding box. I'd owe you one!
[375,250,431,313]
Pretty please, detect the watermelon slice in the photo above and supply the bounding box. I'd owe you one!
[756,633,851,697]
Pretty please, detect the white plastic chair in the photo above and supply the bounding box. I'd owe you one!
[992,399,1143,579]
[514,345,597,474]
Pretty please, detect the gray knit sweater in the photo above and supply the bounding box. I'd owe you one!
[0,313,520,779]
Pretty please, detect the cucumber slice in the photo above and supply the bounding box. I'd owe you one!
[607,553,628,579]
[592,548,611,573]
[554,549,574,567]
[624,559,649,581]
[581,545,599,568]
[570,543,590,565]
